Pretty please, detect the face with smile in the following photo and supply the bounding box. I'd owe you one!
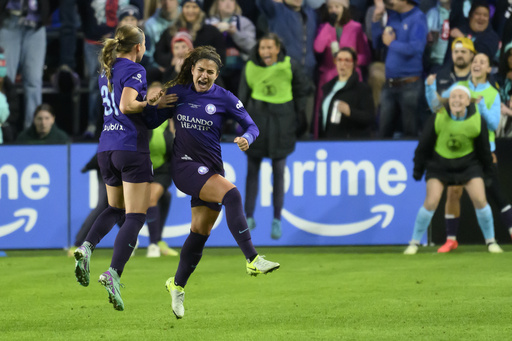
[471,53,491,80]
[182,2,201,23]
[258,39,280,66]
[469,6,489,33]
[191,59,219,92]
[449,89,471,115]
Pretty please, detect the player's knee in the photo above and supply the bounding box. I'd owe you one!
[221,187,242,206]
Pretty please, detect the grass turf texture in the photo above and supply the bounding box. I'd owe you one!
[2,246,512,340]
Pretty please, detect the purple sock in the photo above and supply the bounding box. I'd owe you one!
[222,188,258,261]
[146,206,161,244]
[500,206,512,230]
[445,215,460,238]
[110,213,146,277]
[85,206,125,248]
[174,231,209,287]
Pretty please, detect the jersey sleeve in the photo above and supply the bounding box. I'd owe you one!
[224,90,259,144]
[122,63,147,95]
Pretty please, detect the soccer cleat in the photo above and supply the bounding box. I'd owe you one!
[246,217,256,231]
[487,242,504,253]
[246,255,280,276]
[98,269,124,311]
[437,239,458,253]
[146,243,161,258]
[403,243,419,255]
[74,245,91,286]
[165,277,185,319]
[271,219,282,239]
[158,240,178,256]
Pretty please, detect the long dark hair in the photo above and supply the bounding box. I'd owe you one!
[163,45,223,89]
[99,24,145,92]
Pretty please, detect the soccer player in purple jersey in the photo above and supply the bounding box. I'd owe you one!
[73,24,175,311]
[144,46,280,319]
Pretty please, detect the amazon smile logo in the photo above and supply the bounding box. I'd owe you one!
[281,205,394,236]
[0,208,38,237]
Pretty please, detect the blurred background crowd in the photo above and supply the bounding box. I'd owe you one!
[0,0,512,145]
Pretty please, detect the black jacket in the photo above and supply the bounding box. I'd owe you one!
[318,72,375,139]
[238,46,310,159]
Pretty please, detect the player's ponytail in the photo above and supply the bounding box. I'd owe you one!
[163,46,222,90]
[99,24,145,92]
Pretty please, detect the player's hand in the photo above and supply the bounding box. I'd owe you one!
[234,137,249,151]
[158,93,178,109]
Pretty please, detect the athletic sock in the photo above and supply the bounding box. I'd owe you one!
[222,188,258,261]
[110,213,146,277]
[85,206,125,248]
[475,204,494,241]
[146,206,161,244]
[174,231,209,288]
[412,206,435,242]
[445,214,459,239]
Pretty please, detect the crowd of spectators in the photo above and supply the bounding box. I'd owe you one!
[1,0,512,144]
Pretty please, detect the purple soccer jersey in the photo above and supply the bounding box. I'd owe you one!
[97,58,149,153]
[169,83,259,171]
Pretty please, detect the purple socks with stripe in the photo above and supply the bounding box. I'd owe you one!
[174,231,209,287]
[222,188,257,261]
[85,205,125,249]
[110,213,146,276]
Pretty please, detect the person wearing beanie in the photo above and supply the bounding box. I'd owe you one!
[405,84,496,255]
[118,4,141,26]
[153,0,226,80]
[162,31,194,81]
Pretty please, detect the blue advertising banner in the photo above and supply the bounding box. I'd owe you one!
[0,145,68,249]
[0,141,426,249]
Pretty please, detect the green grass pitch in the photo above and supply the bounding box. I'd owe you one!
[2,245,512,340]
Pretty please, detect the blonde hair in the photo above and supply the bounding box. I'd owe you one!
[99,24,145,92]
[208,0,242,17]
[169,11,205,41]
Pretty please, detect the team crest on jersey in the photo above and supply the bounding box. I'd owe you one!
[198,166,209,175]
[205,104,216,115]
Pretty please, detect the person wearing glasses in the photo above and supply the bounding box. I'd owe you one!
[318,47,375,139]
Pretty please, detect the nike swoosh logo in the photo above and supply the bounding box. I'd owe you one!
[239,228,250,234]
[128,243,136,248]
